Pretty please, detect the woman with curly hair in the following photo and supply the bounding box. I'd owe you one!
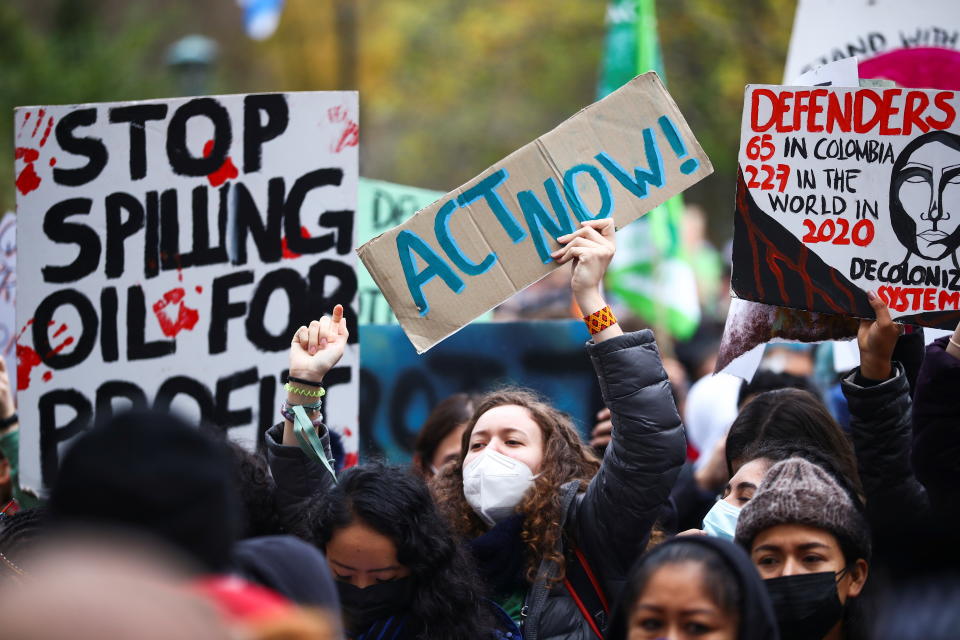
[265,306,512,638]
[430,218,686,640]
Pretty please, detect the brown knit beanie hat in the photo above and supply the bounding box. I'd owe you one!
[735,457,871,560]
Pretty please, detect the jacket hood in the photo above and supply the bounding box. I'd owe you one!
[605,535,779,640]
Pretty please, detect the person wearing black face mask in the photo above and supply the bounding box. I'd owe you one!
[735,458,871,640]
[264,310,517,640]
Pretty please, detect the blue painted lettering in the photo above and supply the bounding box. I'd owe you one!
[396,230,465,316]
[434,199,497,276]
[595,128,664,198]
[562,163,613,222]
[517,177,575,264]
[457,169,527,244]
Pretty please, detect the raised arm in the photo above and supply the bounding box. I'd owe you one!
[841,291,929,522]
[265,305,348,531]
[553,219,686,578]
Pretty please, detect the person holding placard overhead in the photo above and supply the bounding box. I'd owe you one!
[430,218,686,640]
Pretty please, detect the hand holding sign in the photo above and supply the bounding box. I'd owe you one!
[290,305,349,384]
[553,219,616,297]
[857,291,902,381]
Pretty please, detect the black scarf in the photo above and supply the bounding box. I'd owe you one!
[468,512,527,595]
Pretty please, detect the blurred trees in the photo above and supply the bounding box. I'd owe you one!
[0,0,175,211]
[1,0,796,244]
[659,0,796,242]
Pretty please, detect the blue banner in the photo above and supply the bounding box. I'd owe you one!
[359,320,604,462]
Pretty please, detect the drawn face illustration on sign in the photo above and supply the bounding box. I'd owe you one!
[890,131,960,263]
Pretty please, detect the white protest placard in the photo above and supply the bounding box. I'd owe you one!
[785,0,960,89]
[731,84,960,328]
[14,93,359,490]
[792,57,860,87]
[0,214,15,393]
[358,72,712,353]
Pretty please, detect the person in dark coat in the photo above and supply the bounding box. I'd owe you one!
[605,536,779,640]
[266,307,511,640]
[431,218,686,640]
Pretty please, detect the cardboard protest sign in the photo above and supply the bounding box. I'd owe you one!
[358,72,712,353]
[14,93,359,490]
[359,320,602,462]
[357,179,443,324]
[785,0,960,89]
[731,84,960,329]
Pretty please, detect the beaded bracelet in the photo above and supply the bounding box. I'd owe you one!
[583,305,617,335]
[284,382,326,398]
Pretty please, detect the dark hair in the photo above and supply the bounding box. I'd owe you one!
[304,463,491,640]
[737,370,815,409]
[224,441,284,539]
[607,540,742,640]
[412,393,476,478]
[725,389,863,497]
[432,387,600,584]
[0,507,48,579]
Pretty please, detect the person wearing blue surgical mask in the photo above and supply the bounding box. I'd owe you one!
[702,457,774,541]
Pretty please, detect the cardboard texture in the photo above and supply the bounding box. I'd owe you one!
[731,84,960,330]
[14,92,360,490]
[359,72,712,352]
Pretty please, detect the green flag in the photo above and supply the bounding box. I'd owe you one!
[598,0,700,339]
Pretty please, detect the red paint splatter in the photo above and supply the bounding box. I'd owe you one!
[195,285,203,294]
[14,114,55,196]
[343,427,353,437]
[19,111,31,135]
[16,345,41,392]
[327,106,359,153]
[152,287,199,338]
[343,452,359,468]
[16,322,73,392]
[39,116,54,147]
[49,157,57,167]
[53,323,67,338]
[203,139,239,187]
[30,109,45,138]
[15,162,41,195]
[42,371,52,382]
[281,226,311,259]
[15,148,39,163]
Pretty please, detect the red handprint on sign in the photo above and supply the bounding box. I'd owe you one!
[327,106,359,153]
[14,110,55,196]
[152,287,200,338]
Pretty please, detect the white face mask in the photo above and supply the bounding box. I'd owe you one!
[462,448,537,527]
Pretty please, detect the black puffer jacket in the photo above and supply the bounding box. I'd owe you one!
[266,330,685,640]
[841,362,930,525]
[520,330,685,640]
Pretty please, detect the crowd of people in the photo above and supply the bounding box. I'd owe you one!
[1,216,958,639]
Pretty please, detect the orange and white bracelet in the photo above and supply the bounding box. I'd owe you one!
[583,305,617,335]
